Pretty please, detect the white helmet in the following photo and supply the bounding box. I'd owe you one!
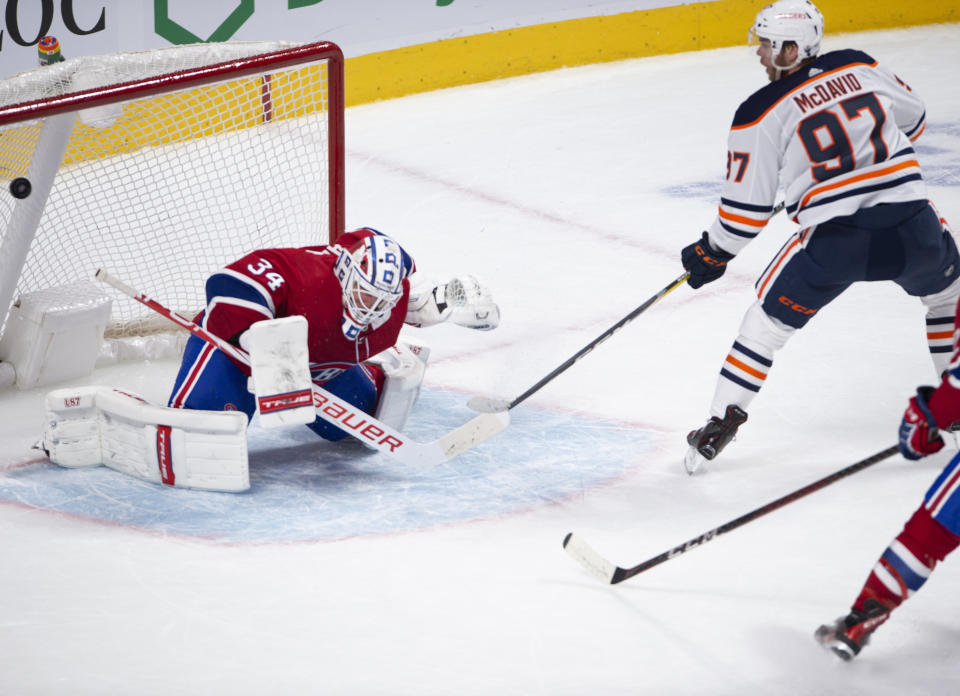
[749,0,824,68]
[334,233,407,339]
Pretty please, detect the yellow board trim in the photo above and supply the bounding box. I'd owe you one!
[345,0,958,107]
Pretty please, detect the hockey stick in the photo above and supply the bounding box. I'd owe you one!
[468,202,786,413]
[95,268,509,466]
[467,272,690,413]
[563,443,899,584]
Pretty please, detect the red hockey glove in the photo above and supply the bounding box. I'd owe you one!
[899,387,945,460]
[926,374,960,431]
[681,232,734,289]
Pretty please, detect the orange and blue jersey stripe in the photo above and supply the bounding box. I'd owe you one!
[717,198,777,240]
[786,150,924,222]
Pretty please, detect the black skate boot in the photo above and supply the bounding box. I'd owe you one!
[814,599,892,661]
[683,405,748,474]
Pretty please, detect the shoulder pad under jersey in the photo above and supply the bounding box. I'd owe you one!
[732,49,878,128]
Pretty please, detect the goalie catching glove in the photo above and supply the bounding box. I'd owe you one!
[406,274,500,330]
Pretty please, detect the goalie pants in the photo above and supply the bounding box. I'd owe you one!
[709,200,960,418]
[168,332,384,441]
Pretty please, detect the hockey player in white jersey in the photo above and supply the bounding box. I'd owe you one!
[681,0,960,474]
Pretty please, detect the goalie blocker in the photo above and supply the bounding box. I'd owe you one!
[43,386,249,492]
[244,315,429,434]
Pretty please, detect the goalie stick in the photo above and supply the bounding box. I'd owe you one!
[94,268,508,467]
[468,203,786,413]
[563,443,899,584]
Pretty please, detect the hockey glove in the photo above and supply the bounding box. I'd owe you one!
[446,275,500,331]
[405,282,453,327]
[899,386,945,460]
[681,232,734,289]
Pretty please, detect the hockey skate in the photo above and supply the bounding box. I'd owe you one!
[814,599,891,661]
[683,405,748,474]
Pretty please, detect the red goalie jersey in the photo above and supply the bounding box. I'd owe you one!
[199,227,413,384]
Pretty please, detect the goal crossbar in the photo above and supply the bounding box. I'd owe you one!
[0,40,345,245]
[0,40,346,387]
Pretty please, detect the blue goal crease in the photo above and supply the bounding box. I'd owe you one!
[0,389,655,544]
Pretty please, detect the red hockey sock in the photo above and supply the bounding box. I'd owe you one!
[852,506,960,613]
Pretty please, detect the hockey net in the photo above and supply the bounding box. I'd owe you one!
[0,40,344,349]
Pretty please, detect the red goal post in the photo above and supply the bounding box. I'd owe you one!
[0,40,344,354]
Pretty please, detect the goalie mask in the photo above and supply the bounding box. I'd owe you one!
[748,0,823,71]
[334,234,407,340]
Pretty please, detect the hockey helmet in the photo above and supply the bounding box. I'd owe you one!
[749,0,824,65]
[334,233,407,339]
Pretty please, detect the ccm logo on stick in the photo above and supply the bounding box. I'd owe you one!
[312,393,404,451]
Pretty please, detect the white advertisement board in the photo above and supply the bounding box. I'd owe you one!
[0,0,690,79]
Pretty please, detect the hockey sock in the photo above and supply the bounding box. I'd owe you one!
[921,268,960,377]
[852,505,960,613]
[710,339,773,418]
[926,313,955,377]
[708,303,792,418]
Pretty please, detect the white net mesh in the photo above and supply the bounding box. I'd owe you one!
[0,41,340,337]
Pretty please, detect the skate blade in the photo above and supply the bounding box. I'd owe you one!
[683,447,708,475]
[814,627,856,661]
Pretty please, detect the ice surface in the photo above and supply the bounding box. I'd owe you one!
[1,23,959,695]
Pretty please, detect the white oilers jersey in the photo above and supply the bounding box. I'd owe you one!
[708,49,927,255]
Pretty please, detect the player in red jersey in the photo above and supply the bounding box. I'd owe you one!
[168,227,499,440]
[815,295,960,660]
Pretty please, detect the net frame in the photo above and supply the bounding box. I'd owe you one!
[0,40,344,342]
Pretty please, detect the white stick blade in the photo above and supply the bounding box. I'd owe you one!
[437,410,509,459]
[466,396,511,413]
[562,533,617,584]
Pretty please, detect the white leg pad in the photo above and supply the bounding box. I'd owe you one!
[368,341,428,432]
[44,386,250,492]
[242,316,315,428]
[43,388,101,468]
[397,333,431,366]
